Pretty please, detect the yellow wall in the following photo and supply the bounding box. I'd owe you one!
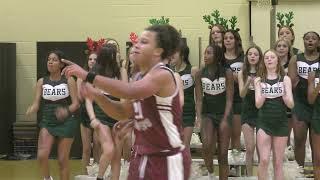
[0,0,250,122]
[2,0,319,122]
[277,0,320,50]
[251,0,320,51]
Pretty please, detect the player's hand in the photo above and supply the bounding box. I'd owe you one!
[61,59,88,80]
[79,82,99,101]
[55,107,69,121]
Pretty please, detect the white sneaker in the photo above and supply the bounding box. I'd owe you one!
[44,176,53,180]
[208,172,215,180]
[106,172,112,180]
[229,167,238,177]
[285,145,295,161]
[87,162,99,176]
[190,133,202,146]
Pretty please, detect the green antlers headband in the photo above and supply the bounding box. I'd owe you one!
[276,11,294,28]
[203,10,239,31]
[149,16,170,25]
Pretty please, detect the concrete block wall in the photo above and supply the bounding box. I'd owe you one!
[0,0,319,122]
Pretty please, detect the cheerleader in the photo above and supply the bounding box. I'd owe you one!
[85,43,128,180]
[78,51,100,175]
[278,26,301,55]
[274,39,293,73]
[106,38,128,80]
[276,11,301,55]
[26,50,79,180]
[195,44,233,180]
[307,66,320,179]
[288,31,320,167]
[223,29,244,152]
[203,10,226,47]
[209,24,225,47]
[274,38,295,150]
[238,45,263,176]
[171,40,198,148]
[255,49,294,180]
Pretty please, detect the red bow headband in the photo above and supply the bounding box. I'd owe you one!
[129,32,138,44]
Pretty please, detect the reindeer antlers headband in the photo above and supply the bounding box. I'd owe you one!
[276,11,294,28]
[149,16,170,25]
[203,10,240,31]
[86,37,106,54]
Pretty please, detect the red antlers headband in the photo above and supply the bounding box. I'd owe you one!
[86,37,106,53]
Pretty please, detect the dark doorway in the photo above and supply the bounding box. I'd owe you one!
[0,43,16,154]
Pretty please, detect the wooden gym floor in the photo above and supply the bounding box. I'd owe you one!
[0,160,82,180]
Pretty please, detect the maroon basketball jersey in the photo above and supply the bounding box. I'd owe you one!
[132,63,184,155]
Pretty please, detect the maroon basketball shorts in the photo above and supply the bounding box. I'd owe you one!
[127,148,191,180]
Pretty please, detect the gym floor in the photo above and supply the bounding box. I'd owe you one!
[0,160,81,180]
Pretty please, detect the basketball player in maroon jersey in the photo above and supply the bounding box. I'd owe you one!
[62,24,191,180]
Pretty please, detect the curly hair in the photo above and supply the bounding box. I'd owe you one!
[46,49,66,74]
[145,24,181,60]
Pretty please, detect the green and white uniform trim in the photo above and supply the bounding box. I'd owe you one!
[201,65,232,127]
[225,54,244,114]
[40,76,78,138]
[241,72,258,127]
[311,70,320,134]
[257,76,288,136]
[292,53,319,122]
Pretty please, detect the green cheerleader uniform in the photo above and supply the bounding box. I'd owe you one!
[40,76,78,138]
[257,76,288,136]
[292,53,319,122]
[201,64,232,127]
[241,72,258,127]
[225,55,244,114]
[311,70,320,134]
[79,103,91,128]
[292,47,301,56]
[178,64,196,127]
[79,95,118,128]
[93,93,119,127]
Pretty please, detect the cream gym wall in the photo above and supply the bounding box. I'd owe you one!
[0,0,318,122]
